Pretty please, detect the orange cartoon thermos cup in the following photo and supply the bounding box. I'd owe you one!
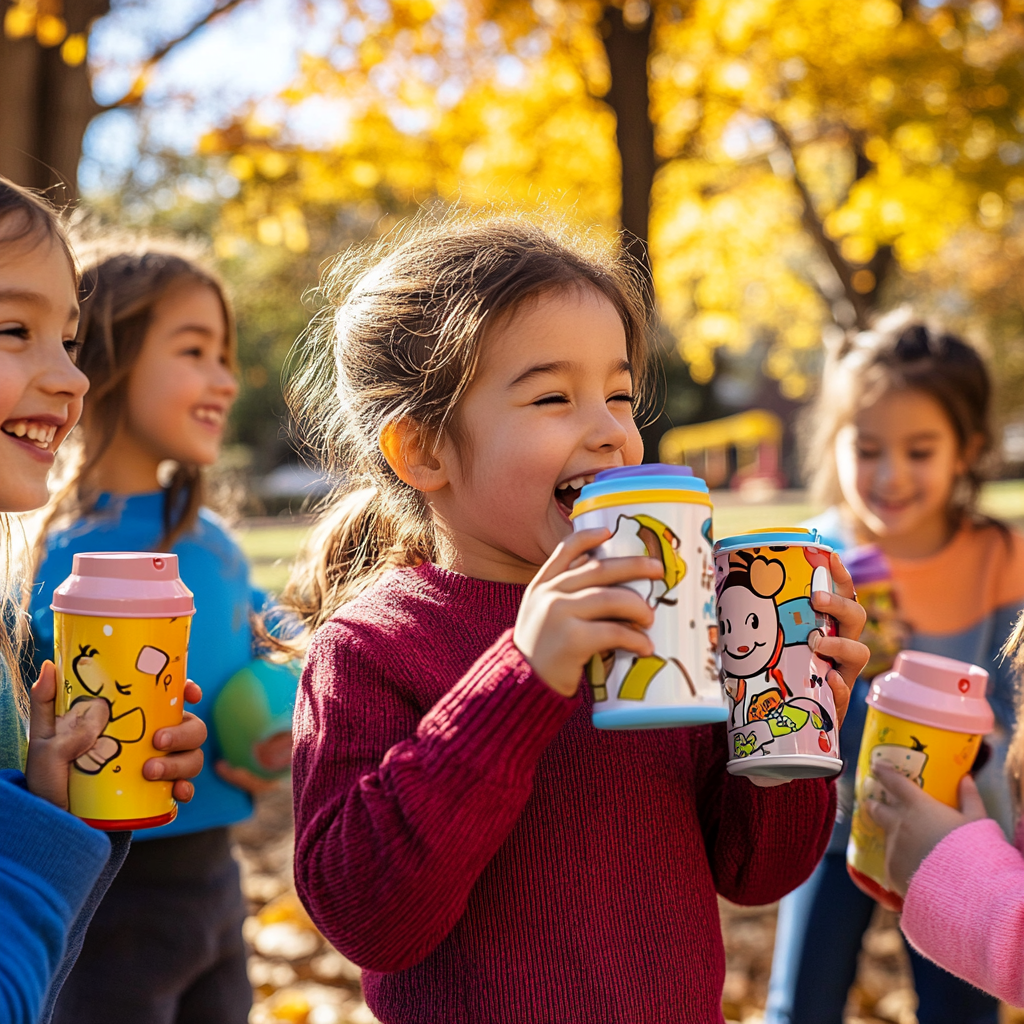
[714,529,843,780]
[847,650,993,911]
[51,552,195,830]
[571,465,727,729]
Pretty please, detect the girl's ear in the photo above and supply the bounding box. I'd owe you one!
[960,430,986,471]
[379,418,448,492]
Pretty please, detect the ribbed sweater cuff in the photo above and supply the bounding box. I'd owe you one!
[417,629,579,784]
[0,771,111,914]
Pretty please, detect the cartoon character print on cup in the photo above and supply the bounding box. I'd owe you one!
[716,548,835,760]
[63,642,172,774]
[588,512,703,702]
[860,736,928,805]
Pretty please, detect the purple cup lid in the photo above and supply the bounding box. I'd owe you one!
[867,650,994,734]
[51,552,195,618]
[844,545,892,585]
[596,464,694,481]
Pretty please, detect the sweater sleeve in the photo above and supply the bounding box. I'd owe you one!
[292,625,578,972]
[0,770,112,1024]
[901,817,1024,1007]
[691,723,836,905]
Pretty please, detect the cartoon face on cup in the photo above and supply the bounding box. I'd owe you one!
[717,556,786,682]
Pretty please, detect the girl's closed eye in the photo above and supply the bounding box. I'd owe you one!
[0,322,28,340]
[534,393,569,406]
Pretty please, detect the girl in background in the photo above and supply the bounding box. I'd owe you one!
[30,250,269,1024]
[0,179,205,1023]
[279,218,870,1023]
[765,311,1024,1024]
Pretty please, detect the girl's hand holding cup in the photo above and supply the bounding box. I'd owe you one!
[514,528,663,698]
[808,551,869,732]
[27,661,206,811]
[865,762,988,896]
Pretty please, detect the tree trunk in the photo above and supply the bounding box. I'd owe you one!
[599,3,656,293]
[0,0,109,196]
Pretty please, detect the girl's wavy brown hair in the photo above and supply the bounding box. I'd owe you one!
[0,175,78,715]
[273,216,651,655]
[37,249,237,558]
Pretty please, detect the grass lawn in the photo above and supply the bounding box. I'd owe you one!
[238,480,1024,593]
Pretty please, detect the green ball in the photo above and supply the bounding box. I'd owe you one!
[213,659,300,779]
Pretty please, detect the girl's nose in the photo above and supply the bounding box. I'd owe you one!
[586,403,630,452]
[42,348,89,399]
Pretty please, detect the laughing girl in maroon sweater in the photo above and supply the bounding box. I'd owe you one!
[278,220,869,1024]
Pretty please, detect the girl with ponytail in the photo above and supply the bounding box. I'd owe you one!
[284,216,869,1023]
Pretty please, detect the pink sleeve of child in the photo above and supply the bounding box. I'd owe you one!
[292,624,577,974]
[901,817,1024,1007]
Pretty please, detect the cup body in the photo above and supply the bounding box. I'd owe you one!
[714,530,842,779]
[846,650,993,910]
[52,553,195,830]
[572,467,726,729]
[846,706,982,911]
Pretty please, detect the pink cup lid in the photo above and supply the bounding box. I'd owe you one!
[866,650,993,734]
[51,552,195,618]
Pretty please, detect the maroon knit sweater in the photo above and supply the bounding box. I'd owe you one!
[292,563,836,1024]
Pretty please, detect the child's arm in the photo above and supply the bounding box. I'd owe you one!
[868,764,1024,1005]
[0,770,112,1024]
[293,624,577,972]
[293,530,661,972]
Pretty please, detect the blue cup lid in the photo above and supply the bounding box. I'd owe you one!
[714,527,833,553]
[579,475,709,503]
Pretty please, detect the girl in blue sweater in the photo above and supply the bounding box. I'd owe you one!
[0,180,206,1023]
[28,248,276,1024]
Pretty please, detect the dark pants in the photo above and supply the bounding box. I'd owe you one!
[52,827,251,1024]
[766,851,999,1024]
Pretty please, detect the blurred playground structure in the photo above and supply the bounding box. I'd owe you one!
[659,410,785,494]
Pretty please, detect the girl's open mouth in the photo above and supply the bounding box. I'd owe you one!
[2,418,58,450]
[554,474,596,518]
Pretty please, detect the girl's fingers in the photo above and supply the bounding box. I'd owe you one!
[29,661,58,741]
[144,747,204,782]
[810,633,870,688]
[957,773,987,820]
[153,711,208,753]
[864,797,897,832]
[214,759,281,794]
[567,587,656,630]
[184,680,203,705]
[824,670,851,729]
[583,621,655,659]
[172,780,195,803]
[873,762,925,807]
[811,589,867,640]
[533,528,611,586]
[558,555,663,593]
[829,552,856,601]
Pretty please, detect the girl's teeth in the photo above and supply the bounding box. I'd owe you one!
[1,420,57,447]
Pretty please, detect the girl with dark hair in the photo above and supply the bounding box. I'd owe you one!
[0,179,205,1022]
[766,309,1024,1024]
[280,215,870,1023]
[27,248,268,1024]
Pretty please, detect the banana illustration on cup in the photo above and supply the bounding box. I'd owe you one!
[603,513,696,702]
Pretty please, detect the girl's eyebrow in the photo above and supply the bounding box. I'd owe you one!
[507,358,632,390]
[0,287,78,322]
[171,323,217,337]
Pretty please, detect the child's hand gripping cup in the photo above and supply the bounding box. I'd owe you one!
[571,465,728,729]
[714,529,843,780]
[846,650,994,911]
[51,552,195,830]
